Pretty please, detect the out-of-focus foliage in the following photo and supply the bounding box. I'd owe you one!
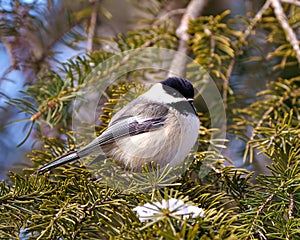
[234,77,300,162]
[0,0,94,80]
[258,4,300,70]
[1,0,300,239]
[235,111,300,239]
[188,10,242,83]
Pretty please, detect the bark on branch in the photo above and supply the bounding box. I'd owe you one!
[168,0,209,77]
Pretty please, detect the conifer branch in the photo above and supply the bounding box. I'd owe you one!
[2,2,300,238]
[243,0,271,39]
[271,0,300,66]
[120,35,168,65]
[30,100,57,122]
[246,179,289,239]
[224,0,271,109]
[29,86,77,122]
[29,34,168,122]
[243,101,278,163]
[246,193,275,240]
[243,87,299,162]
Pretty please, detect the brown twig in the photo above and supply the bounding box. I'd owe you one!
[244,0,272,39]
[223,58,235,110]
[243,86,300,163]
[271,0,300,66]
[86,0,100,52]
[154,8,186,25]
[246,180,286,239]
[168,0,209,77]
[241,0,300,162]
[246,193,275,240]
[30,99,57,122]
[281,0,300,7]
[243,99,279,162]
[223,0,271,110]
[288,193,294,218]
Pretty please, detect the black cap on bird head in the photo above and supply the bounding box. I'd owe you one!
[160,77,195,100]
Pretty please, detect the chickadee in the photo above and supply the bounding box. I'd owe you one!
[38,77,200,173]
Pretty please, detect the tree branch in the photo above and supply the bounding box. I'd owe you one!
[168,0,209,77]
[156,8,186,23]
[281,0,300,7]
[244,0,271,39]
[86,0,100,52]
[271,0,300,66]
[288,193,294,218]
[223,0,271,110]
[246,193,275,240]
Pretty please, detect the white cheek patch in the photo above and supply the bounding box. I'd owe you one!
[142,84,186,104]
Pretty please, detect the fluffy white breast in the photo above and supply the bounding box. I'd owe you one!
[107,108,200,171]
[168,110,200,167]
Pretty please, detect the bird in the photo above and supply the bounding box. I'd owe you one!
[37,77,200,174]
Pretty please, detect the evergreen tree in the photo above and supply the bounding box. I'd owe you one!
[0,0,299,239]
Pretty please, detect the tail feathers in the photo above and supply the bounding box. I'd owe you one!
[37,151,80,174]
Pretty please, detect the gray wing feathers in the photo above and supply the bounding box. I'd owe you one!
[37,151,79,173]
[78,101,169,157]
[37,101,169,173]
[77,116,167,157]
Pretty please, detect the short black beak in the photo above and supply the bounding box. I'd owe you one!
[187,98,198,116]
